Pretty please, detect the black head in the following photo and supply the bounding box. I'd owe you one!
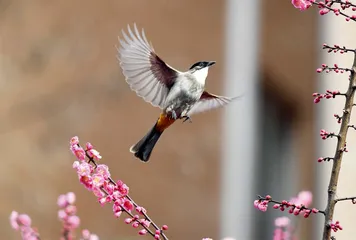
[189,61,216,71]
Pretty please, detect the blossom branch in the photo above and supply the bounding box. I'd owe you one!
[86,155,167,239]
[322,43,356,54]
[317,63,353,73]
[70,137,169,240]
[329,0,356,9]
[322,49,356,240]
[334,114,342,124]
[313,90,345,103]
[57,192,81,240]
[86,156,166,238]
[255,194,323,216]
[312,0,356,21]
[9,211,41,240]
[320,129,341,140]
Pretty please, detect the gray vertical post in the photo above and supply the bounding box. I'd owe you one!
[220,0,261,238]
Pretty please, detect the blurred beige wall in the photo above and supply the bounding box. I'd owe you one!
[0,1,224,239]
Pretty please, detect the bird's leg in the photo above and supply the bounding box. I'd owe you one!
[171,110,177,120]
[182,116,192,123]
[166,106,177,120]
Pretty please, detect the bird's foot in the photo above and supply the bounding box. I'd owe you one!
[182,116,192,123]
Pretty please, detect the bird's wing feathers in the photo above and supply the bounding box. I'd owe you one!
[188,91,236,116]
[118,24,178,108]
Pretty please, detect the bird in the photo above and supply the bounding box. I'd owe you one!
[117,24,238,162]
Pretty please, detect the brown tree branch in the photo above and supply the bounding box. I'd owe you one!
[322,50,356,240]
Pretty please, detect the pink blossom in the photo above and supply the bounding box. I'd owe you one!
[319,8,330,15]
[87,148,102,160]
[330,220,343,232]
[132,222,140,228]
[140,219,151,228]
[124,218,133,224]
[297,191,313,207]
[118,183,129,196]
[10,211,19,230]
[92,187,106,198]
[18,214,32,227]
[80,175,94,190]
[82,229,91,238]
[273,227,290,240]
[70,136,79,146]
[136,206,147,214]
[57,209,67,220]
[66,192,76,205]
[138,229,148,235]
[72,161,80,169]
[70,145,86,161]
[76,162,93,177]
[289,191,313,207]
[65,205,77,215]
[113,202,122,212]
[92,174,105,188]
[86,142,93,150]
[123,200,134,211]
[81,229,99,240]
[114,210,122,218]
[254,199,269,212]
[67,215,80,229]
[89,234,99,240]
[275,216,290,227]
[96,164,110,179]
[291,0,313,11]
[57,194,67,208]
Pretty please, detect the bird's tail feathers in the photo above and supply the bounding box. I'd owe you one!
[130,123,163,162]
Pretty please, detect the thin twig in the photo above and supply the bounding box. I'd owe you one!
[347,124,356,130]
[335,196,356,203]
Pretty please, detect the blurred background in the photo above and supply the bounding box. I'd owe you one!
[2,0,356,239]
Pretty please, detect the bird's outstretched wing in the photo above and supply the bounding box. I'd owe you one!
[187,91,236,116]
[118,24,179,108]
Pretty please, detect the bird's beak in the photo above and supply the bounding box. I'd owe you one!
[207,61,216,67]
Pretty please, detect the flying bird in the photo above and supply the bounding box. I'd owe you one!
[117,24,237,162]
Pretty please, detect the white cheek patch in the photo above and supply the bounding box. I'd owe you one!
[193,67,209,85]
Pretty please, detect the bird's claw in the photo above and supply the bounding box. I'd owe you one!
[182,116,192,123]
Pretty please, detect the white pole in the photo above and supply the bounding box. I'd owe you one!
[220,0,261,238]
